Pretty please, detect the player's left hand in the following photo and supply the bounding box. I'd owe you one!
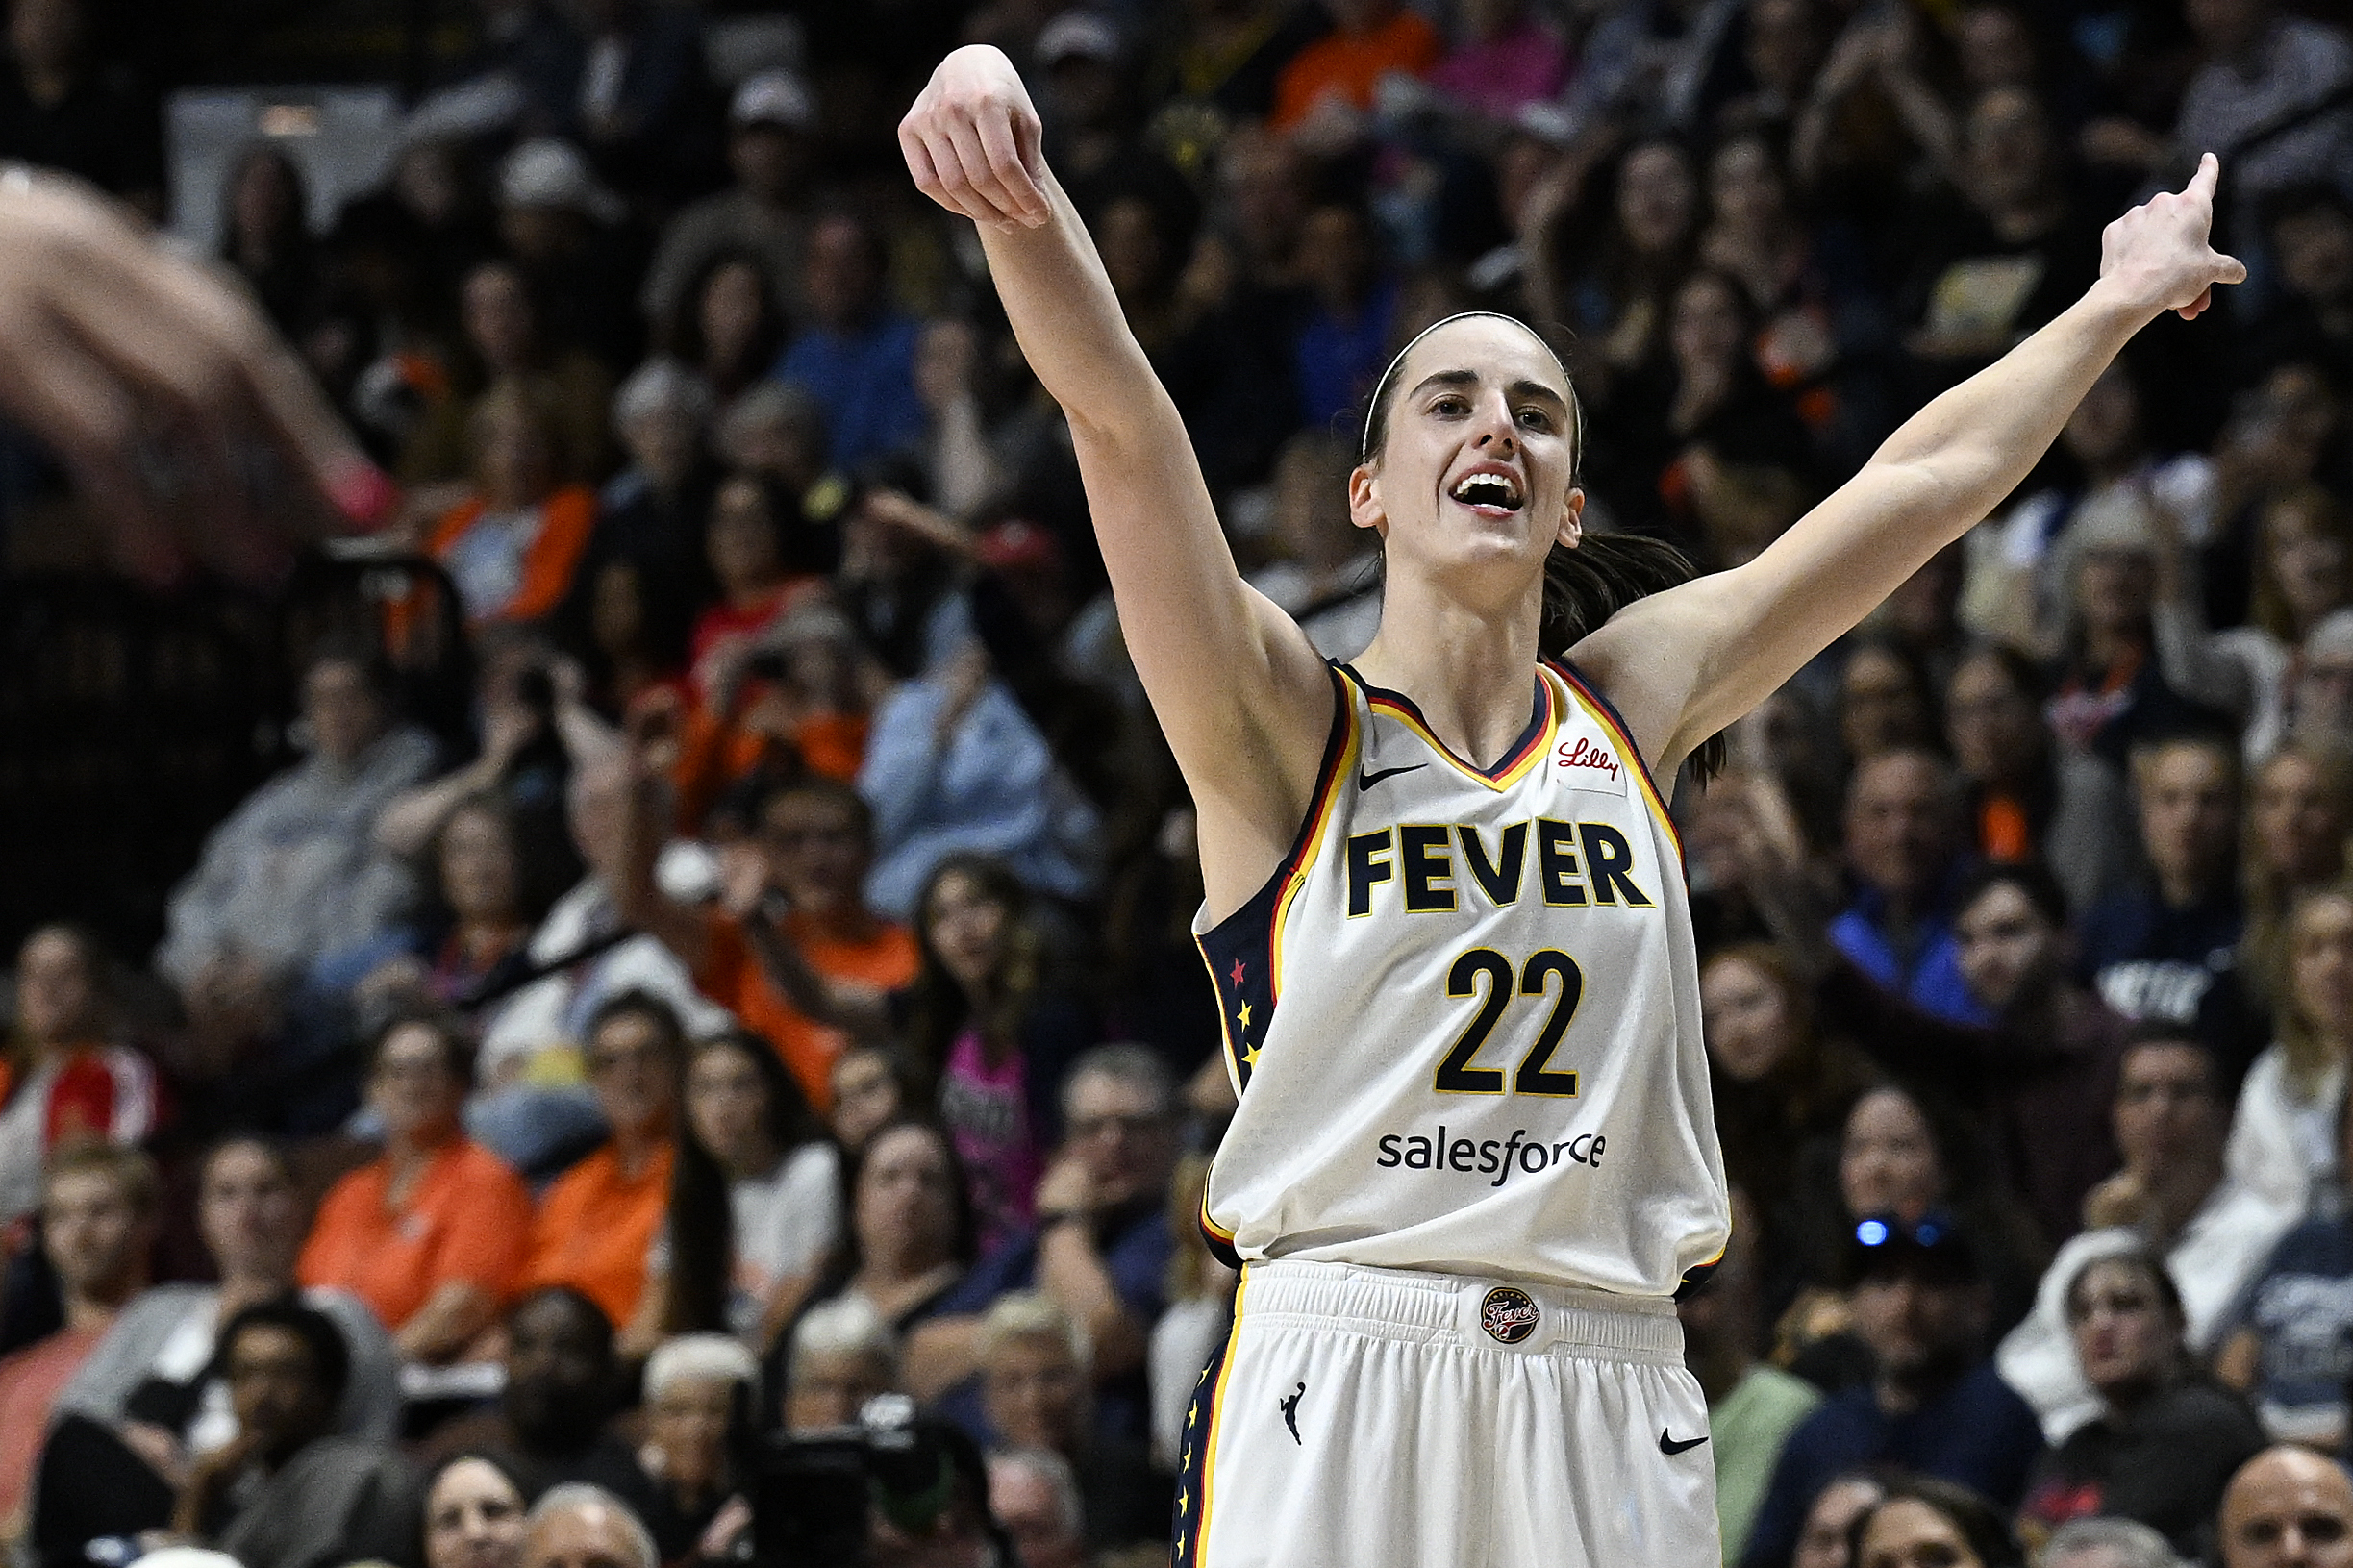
[2096,152,2248,323]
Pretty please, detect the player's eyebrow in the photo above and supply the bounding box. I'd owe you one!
[1405,369,1567,416]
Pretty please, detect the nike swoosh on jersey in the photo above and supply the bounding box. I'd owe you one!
[1658,1431,1710,1456]
[1357,762,1429,791]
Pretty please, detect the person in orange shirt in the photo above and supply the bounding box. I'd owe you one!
[1268,0,1442,134]
[298,1011,533,1363]
[619,765,919,1112]
[425,379,599,629]
[521,992,683,1348]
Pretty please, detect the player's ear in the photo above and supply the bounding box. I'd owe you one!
[1349,462,1387,534]
[1556,488,1586,550]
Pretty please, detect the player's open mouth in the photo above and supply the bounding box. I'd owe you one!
[1449,471,1523,514]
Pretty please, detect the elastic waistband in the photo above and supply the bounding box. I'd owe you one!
[1238,1258,1685,1363]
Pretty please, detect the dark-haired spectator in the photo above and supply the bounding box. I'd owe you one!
[1845,1474,2024,1568]
[666,1033,839,1343]
[671,252,787,408]
[1945,644,2139,916]
[2227,884,2353,1213]
[1684,1191,1822,1563]
[1948,862,2130,1244]
[422,1285,662,1521]
[218,146,318,340]
[156,646,437,1022]
[58,1136,397,1441]
[1839,638,1941,763]
[523,993,683,1340]
[0,925,156,1230]
[298,1014,534,1362]
[970,1292,1166,1553]
[2017,1249,2264,1557]
[1831,749,1987,1026]
[619,763,917,1111]
[2216,1082,2353,1446]
[827,1044,917,1156]
[423,1454,529,1568]
[1998,1033,2296,1446]
[402,258,616,491]
[2080,734,2258,1071]
[0,0,161,211]
[2240,743,2353,1006]
[425,379,602,630]
[0,1144,154,1541]
[688,472,833,684]
[642,72,816,333]
[2216,1443,2353,1568]
[169,1303,417,1568]
[774,212,924,472]
[1740,1215,2043,1568]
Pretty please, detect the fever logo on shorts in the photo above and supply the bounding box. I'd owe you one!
[1480,1285,1541,1345]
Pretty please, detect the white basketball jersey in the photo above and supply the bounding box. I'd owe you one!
[1192,660,1729,1298]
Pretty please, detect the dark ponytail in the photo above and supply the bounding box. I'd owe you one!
[1539,533,1726,784]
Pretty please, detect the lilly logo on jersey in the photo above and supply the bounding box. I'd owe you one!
[1373,1124,1606,1186]
[1555,736,1620,780]
[1480,1285,1542,1345]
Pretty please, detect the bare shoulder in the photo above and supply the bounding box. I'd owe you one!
[1566,575,1738,775]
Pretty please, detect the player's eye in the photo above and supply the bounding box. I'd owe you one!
[1516,407,1554,432]
[1431,395,1468,417]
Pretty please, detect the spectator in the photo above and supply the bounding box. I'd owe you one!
[664,1031,839,1343]
[566,0,716,204]
[1947,861,2130,1245]
[0,1144,155,1541]
[670,252,787,409]
[1246,431,1381,661]
[2172,0,2353,211]
[1830,749,1987,1027]
[912,1045,1178,1446]
[2215,1079,2353,1445]
[641,72,816,332]
[772,212,924,472]
[167,1303,417,1568]
[2015,1249,2264,1557]
[402,258,615,490]
[522,992,684,1338]
[1792,1472,1884,1568]
[1741,1215,2044,1568]
[688,473,832,683]
[2240,186,2353,392]
[495,138,647,375]
[52,1136,397,1449]
[423,1454,530,1568]
[425,378,602,629]
[1527,137,1697,403]
[1844,1474,2025,1568]
[620,765,918,1112]
[1837,638,1941,763]
[473,756,730,1177]
[2240,741,2353,1006]
[827,1043,917,1155]
[577,358,716,662]
[520,1483,658,1568]
[423,1286,660,1519]
[1287,200,1395,436]
[218,145,317,340]
[2230,884,2353,1212]
[0,924,156,1229]
[789,1118,977,1340]
[1425,0,1567,124]
[969,1292,1166,1553]
[1683,1192,1822,1564]
[2215,1444,2353,1568]
[2080,734,2257,1072]
[2041,1517,2188,1568]
[781,1293,898,1433]
[634,1334,755,1554]
[298,1012,534,1362]
[0,0,161,210]
[988,1447,1087,1568]
[1942,644,2138,918]
[897,858,1094,1247]
[156,643,437,1018]
[1998,1033,2297,1446]
[1267,0,1440,135]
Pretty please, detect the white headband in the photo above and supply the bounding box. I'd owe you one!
[1358,311,1578,464]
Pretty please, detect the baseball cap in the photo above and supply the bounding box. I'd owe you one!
[498,138,624,224]
[732,70,816,132]
[1037,10,1121,67]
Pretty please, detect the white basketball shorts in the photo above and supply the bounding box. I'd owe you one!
[1172,1259,1719,1567]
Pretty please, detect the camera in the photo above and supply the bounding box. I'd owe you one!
[747,1396,1010,1568]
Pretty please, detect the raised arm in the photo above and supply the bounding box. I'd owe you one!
[1576,155,2247,775]
[900,47,1332,914]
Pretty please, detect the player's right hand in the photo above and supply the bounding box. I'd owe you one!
[900,45,1051,231]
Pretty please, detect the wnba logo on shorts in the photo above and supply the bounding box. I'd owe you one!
[1480,1285,1541,1345]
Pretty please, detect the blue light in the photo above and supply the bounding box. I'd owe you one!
[1856,1219,1890,1246]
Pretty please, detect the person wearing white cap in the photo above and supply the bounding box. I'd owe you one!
[496,139,643,374]
[902,37,2246,1565]
[641,69,819,332]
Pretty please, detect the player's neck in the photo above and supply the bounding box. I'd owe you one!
[1354,587,1545,770]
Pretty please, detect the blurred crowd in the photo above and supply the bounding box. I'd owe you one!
[2,0,2353,1563]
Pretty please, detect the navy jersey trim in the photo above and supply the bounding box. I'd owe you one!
[1338,662,1552,782]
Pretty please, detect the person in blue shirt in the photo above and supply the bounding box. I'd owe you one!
[1830,749,1990,1028]
[772,212,927,472]
[1740,1213,2045,1568]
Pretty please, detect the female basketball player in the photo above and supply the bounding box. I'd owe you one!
[902,45,2241,1567]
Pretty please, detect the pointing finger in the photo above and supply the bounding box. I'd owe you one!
[2186,151,2219,205]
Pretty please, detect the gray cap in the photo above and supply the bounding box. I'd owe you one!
[732,70,816,131]
[1037,9,1121,66]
